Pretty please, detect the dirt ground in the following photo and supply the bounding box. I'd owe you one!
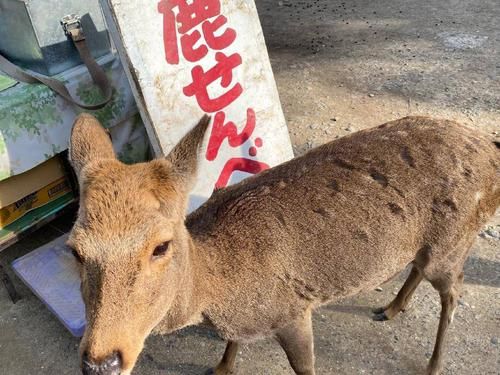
[1,0,499,374]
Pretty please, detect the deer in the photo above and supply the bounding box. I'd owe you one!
[68,113,499,375]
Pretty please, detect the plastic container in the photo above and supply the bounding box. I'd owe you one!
[11,233,86,337]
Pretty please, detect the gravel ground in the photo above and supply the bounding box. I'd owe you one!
[0,1,499,374]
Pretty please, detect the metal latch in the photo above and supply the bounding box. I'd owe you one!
[61,14,85,42]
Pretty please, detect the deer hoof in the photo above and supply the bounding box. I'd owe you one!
[205,368,234,375]
[425,367,442,375]
[372,307,385,314]
[372,311,388,321]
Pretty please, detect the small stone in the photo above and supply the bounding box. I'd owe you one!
[368,93,375,97]
[331,117,338,122]
[485,228,500,239]
[375,287,383,292]
[311,141,322,149]
[491,337,498,345]
[278,1,284,6]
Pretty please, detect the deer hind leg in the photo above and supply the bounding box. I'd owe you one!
[426,275,461,375]
[275,309,316,375]
[373,265,424,321]
[206,341,239,375]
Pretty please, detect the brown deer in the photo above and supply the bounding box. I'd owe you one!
[68,113,499,375]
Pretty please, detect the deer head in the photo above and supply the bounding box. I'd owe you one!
[68,114,210,375]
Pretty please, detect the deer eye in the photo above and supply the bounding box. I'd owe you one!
[152,241,170,259]
[71,249,83,264]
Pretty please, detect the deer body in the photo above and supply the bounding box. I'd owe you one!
[182,117,498,341]
[69,114,499,375]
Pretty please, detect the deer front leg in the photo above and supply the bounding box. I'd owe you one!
[275,309,315,375]
[206,341,239,375]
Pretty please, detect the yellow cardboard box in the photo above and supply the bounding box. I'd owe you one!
[0,158,72,229]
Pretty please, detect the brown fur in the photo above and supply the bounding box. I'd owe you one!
[69,114,499,375]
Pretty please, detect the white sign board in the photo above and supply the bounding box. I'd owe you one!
[100,0,293,210]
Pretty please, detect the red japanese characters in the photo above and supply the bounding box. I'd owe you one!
[183,52,243,113]
[158,0,268,188]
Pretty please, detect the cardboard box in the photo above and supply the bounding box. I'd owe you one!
[0,157,72,229]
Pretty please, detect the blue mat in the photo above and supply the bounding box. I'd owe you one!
[12,234,86,337]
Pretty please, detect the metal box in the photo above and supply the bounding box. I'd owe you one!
[0,0,110,76]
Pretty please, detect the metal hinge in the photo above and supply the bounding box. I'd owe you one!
[61,14,85,42]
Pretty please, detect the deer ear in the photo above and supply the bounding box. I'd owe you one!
[165,114,211,192]
[69,113,115,177]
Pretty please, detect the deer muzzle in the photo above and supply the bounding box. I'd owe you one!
[81,351,122,375]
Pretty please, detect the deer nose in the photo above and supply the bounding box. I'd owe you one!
[82,351,122,375]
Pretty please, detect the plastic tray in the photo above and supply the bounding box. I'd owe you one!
[11,233,85,337]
